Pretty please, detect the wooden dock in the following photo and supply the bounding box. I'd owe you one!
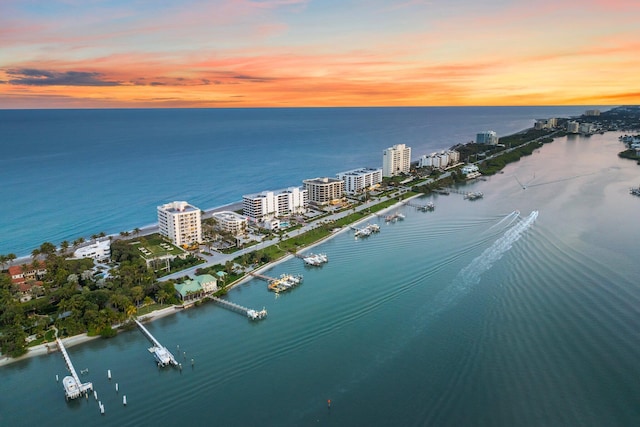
[211,297,267,320]
[249,272,277,282]
[134,318,178,367]
[57,337,93,400]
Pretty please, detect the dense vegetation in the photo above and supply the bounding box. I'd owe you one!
[618,149,640,164]
[0,239,184,356]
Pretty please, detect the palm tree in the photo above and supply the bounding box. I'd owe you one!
[134,227,141,238]
[59,241,70,254]
[31,248,40,261]
[0,255,7,271]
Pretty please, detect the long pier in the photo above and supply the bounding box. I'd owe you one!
[211,297,267,320]
[56,338,93,400]
[134,319,178,367]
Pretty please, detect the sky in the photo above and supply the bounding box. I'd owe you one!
[1,0,639,108]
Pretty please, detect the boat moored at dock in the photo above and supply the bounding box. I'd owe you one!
[303,253,328,266]
[134,318,178,367]
[268,274,303,293]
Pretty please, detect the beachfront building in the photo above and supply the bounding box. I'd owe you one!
[174,274,217,302]
[73,238,111,261]
[303,177,345,206]
[242,187,308,223]
[566,121,580,134]
[476,131,499,145]
[157,201,203,247]
[336,167,383,194]
[418,150,460,169]
[382,144,411,177]
[211,211,248,236]
[9,262,47,302]
[534,118,558,130]
[9,262,47,286]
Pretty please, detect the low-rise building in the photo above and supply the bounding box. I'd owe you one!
[73,238,111,261]
[303,177,345,206]
[461,164,481,179]
[174,274,217,301]
[336,167,382,194]
[211,211,248,236]
[9,262,47,286]
[157,201,202,247]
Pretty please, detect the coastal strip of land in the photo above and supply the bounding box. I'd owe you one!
[0,194,419,368]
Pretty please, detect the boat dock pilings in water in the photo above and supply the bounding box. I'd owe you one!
[133,318,178,367]
[211,296,267,320]
[403,201,435,211]
[56,338,93,400]
[249,272,277,282]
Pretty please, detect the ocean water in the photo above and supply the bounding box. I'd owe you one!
[0,106,596,256]
[3,118,640,426]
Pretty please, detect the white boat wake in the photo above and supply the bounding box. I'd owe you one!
[432,210,539,314]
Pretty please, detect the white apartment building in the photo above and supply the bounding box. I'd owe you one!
[476,131,499,145]
[211,211,248,236]
[382,144,411,177]
[336,167,383,194]
[418,150,460,169]
[566,121,580,133]
[157,201,202,247]
[579,122,596,134]
[303,177,345,206]
[534,118,558,130]
[73,239,111,261]
[242,187,307,222]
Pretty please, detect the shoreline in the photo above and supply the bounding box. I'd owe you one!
[0,196,418,368]
[0,305,179,368]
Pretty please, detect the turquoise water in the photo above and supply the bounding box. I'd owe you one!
[0,106,598,256]
[3,132,640,426]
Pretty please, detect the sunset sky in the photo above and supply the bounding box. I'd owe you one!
[1,0,639,108]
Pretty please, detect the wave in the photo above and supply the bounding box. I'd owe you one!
[431,210,538,316]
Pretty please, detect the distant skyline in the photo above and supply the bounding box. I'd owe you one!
[1,0,639,109]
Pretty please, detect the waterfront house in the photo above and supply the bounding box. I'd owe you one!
[174,274,218,301]
[72,238,111,261]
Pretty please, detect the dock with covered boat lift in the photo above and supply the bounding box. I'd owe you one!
[210,296,267,320]
[134,318,178,367]
[56,337,93,400]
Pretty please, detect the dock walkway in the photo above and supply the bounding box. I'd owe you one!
[211,297,267,320]
[56,338,93,400]
[134,318,178,367]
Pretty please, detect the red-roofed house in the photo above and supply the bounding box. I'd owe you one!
[9,262,47,285]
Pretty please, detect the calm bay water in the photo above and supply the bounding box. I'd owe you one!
[3,108,640,426]
[1,106,595,256]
